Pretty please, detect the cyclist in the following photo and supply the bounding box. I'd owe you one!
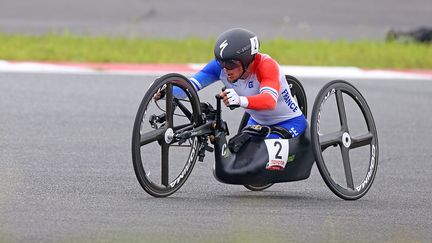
[155,27,307,139]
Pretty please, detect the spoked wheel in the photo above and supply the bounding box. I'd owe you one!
[132,73,203,197]
[242,75,308,191]
[310,80,379,200]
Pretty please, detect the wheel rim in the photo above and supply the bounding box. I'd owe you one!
[311,80,378,200]
[132,74,202,197]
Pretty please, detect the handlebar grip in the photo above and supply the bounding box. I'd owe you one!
[228,104,240,110]
[216,86,226,99]
[221,87,239,110]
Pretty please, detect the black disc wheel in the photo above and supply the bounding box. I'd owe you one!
[244,184,274,191]
[285,75,308,119]
[310,80,378,200]
[240,75,307,191]
[132,73,203,197]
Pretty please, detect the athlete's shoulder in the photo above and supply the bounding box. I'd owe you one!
[256,53,279,64]
[254,53,280,78]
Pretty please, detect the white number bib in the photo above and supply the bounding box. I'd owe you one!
[264,139,289,171]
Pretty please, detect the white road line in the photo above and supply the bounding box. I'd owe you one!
[1,60,431,80]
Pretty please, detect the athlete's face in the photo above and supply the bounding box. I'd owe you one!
[224,65,244,82]
[217,59,244,82]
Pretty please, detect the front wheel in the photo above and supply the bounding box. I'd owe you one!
[132,73,203,197]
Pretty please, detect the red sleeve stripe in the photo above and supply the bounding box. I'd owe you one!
[260,87,278,102]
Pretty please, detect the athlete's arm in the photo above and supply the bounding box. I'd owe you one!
[189,59,221,91]
[171,59,221,98]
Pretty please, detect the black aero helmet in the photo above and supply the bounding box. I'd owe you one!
[214,28,260,70]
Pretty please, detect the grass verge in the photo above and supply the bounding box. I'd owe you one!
[0,32,431,69]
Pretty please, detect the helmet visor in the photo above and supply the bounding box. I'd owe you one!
[216,59,242,70]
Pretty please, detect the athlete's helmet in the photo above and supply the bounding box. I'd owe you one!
[214,28,260,70]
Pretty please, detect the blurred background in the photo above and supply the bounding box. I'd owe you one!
[0,0,431,40]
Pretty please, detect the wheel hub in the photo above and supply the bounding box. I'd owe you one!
[342,132,351,148]
[164,128,174,144]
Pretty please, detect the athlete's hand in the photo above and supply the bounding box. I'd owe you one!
[219,88,248,108]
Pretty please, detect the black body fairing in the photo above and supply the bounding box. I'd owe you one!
[213,125,315,185]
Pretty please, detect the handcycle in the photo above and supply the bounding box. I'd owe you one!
[132,73,379,200]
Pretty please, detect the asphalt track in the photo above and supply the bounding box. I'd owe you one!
[0,0,431,40]
[0,73,431,242]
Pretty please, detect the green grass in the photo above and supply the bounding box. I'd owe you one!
[1,32,431,69]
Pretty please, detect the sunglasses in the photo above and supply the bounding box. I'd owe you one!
[216,59,242,70]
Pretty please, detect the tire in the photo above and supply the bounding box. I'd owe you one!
[132,73,203,197]
[310,80,379,200]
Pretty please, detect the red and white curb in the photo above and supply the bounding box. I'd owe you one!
[1,60,431,80]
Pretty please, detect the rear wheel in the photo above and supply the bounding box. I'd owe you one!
[310,80,379,200]
[132,73,203,197]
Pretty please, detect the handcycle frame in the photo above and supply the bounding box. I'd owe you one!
[132,73,379,200]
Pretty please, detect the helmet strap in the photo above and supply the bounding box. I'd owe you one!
[229,55,255,83]
[230,65,248,83]
[239,56,255,80]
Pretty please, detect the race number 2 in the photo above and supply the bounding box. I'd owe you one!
[264,139,289,171]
